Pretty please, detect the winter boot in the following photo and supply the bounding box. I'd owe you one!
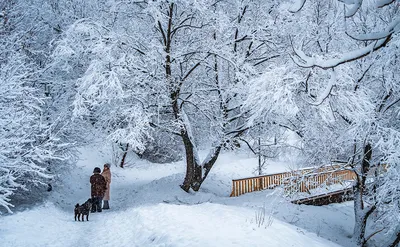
[97,200,102,212]
[103,200,110,210]
[91,197,97,213]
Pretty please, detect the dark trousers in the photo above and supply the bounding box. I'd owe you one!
[91,196,103,212]
[103,200,110,209]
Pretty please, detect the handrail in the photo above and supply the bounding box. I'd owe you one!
[284,169,355,194]
[230,165,354,197]
[231,164,346,182]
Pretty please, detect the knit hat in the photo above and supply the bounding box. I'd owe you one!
[93,167,101,173]
[104,163,110,168]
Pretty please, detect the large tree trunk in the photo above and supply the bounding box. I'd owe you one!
[179,111,223,192]
[180,144,222,192]
[180,129,197,192]
[353,143,375,246]
[191,145,222,191]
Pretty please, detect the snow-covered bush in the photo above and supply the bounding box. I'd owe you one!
[0,49,72,213]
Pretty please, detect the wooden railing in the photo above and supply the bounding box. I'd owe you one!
[230,165,354,197]
[284,169,356,194]
[230,171,291,197]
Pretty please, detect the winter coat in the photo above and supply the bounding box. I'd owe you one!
[90,173,107,197]
[101,169,111,201]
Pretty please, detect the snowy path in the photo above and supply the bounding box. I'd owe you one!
[0,201,342,247]
[0,149,343,247]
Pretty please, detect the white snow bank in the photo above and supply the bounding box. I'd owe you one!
[0,145,347,247]
[0,201,341,247]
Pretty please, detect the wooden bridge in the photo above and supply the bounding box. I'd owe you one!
[230,164,355,197]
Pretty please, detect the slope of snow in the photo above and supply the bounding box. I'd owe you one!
[0,145,353,247]
[0,200,343,247]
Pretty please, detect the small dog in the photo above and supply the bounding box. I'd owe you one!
[74,198,93,221]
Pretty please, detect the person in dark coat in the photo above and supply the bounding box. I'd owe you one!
[90,167,107,213]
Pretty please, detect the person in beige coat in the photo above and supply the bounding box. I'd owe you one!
[101,163,112,209]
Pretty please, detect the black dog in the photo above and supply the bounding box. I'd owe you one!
[74,198,93,221]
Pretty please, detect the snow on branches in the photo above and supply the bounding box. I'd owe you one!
[285,0,400,245]
[52,19,151,153]
[0,50,69,213]
[289,0,399,69]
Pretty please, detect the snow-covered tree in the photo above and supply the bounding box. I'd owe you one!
[290,0,399,68]
[245,0,399,245]
[0,39,68,213]
[0,0,82,213]
[282,1,400,246]
[148,0,282,191]
[49,0,279,192]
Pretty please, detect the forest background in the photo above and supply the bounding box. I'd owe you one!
[0,1,399,246]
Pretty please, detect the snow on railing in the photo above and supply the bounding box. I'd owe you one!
[283,169,355,195]
[229,164,354,197]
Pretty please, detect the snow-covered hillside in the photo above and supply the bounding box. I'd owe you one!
[0,145,358,247]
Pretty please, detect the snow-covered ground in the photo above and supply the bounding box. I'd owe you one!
[0,145,365,247]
